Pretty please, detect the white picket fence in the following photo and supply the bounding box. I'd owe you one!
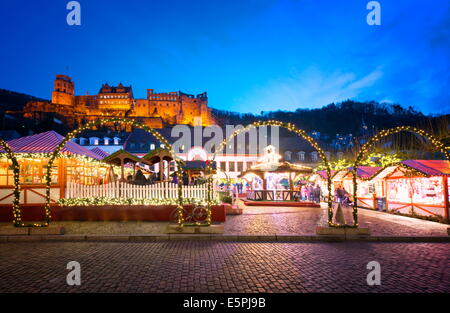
[65,181,212,199]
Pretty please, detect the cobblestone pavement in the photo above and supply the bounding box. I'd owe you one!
[0,204,447,236]
[225,203,449,236]
[0,241,448,292]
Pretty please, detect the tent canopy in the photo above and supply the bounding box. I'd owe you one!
[1,130,101,160]
[102,149,142,166]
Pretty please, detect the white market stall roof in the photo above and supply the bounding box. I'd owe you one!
[1,131,102,160]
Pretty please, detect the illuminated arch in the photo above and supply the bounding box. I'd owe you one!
[34,118,186,227]
[206,120,335,225]
[0,138,22,227]
[351,126,450,226]
[187,146,208,161]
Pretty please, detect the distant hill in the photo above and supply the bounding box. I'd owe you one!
[212,100,449,139]
[0,88,48,111]
[0,88,447,142]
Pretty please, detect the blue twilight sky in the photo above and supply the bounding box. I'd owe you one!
[0,0,449,114]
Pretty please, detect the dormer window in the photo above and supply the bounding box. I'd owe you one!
[89,137,99,146]
[79,137,87,145]
[284,151,292,161]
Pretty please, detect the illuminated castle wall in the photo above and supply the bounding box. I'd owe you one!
[24,75,216,128]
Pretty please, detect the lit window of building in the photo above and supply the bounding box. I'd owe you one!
[298,151,305,161]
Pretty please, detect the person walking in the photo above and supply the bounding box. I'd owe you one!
[307,184,313,201]
[314,185,321,203]
[335,185,344,204]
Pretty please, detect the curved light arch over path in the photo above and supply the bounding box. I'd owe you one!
[207,120,335,225]
[0,138,22,226]
[351,126,450,227]
[39,118,186,227]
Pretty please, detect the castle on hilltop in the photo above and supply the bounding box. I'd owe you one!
[23,75,216,128]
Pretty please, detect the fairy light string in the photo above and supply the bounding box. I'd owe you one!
[5,120,448,229]
[0,139,22,226]
[39,117,185,227]
[206,120,335,226]
[352,126,450,227]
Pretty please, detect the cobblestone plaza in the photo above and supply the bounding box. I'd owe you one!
[0,241,448,293]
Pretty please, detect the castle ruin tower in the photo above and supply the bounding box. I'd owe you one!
[51,75,74,106]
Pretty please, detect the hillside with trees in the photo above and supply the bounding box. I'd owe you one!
[212,100,448,139]
[0,89,448,142]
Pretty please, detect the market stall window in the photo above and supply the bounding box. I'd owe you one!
[65,159,108,185]
[387,177,444,205]
[17,159,58,185]
[0,161,14,186]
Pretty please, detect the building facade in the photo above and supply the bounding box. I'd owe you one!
[23,75,216,128]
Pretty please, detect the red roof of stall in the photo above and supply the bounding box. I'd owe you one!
[90,147,110,159]
[346,166,383,179]
[2,131,101,160]
[315,170,337,179]
[401,160,450,176]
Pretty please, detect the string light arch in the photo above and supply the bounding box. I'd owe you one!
[0,138,22,227]
[35,118,186,227]
[206,120,335,226]
[351,126,450,227]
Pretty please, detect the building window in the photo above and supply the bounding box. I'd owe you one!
[237,162,243,172]
[247,161,254,169]
[220,162,227,171]
[337,152,344,159]
[229,162,235,172]
[284,151,292,161]
[150,144,155,150]
[310,152,318,162]
[89,138,99,146]
[298,151,305,161]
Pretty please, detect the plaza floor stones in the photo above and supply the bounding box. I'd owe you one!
[0,241,448,293]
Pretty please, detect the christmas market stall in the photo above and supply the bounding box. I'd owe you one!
[372,160,450,219]
[101,149,143,181]
[239,145,318,206]
[314,166,383,208]
[141,147,176,182]
[0,131,110,217]
[340,166,383,209]
[0,131,226,223]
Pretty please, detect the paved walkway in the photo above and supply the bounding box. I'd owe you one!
[225,201,449,236]
[0,241,448,292]
[0,203,448,237]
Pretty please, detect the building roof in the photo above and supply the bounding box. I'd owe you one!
[315,169,337,180]
[123,128,331,157]
[2,131,101,160]
[101,149,141,166]
[90,147,110,159]
[99,84,132,94]
[346,166,383,179]
[401,160,450,176]
[142,148,174,165]
[316,166,382,180]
